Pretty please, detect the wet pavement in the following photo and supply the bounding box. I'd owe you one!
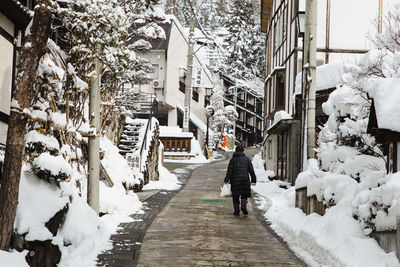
[136,149,304,266]
[97,158,208,266]
[97,149,304,266]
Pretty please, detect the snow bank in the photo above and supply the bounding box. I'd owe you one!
[12,136,144,267]
[143,142,181,191]
[101,137,141,189]
[252,153,274,182]
[0,250,28,267]
[15,166,70,241]
[56,198,112,267]
[251,153,400,266]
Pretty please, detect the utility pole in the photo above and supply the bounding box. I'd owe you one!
[304,0,317,160]
[88,45,102,215]
[183,0,196,132]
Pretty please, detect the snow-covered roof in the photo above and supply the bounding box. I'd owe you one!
[159,126,194,138]
[366,78,400,132]
[3,0,32,28]
[267,110,292,132]
[220,72,264,98]
[295,62,345,95]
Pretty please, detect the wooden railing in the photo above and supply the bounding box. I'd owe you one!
[160,137,191,153]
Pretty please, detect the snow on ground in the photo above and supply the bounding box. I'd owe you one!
[251,153,400,267]
[143,141,182,191]
[0,250,29,267]
[9,136,144,267]
[142,161,182,191]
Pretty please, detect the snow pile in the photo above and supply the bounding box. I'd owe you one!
[143,142,181,191]
[251,153,274,182]
[0,250,28,267]
[252,153,400,266]
[353,172,400,232]
[295,159,323,189]
[100,137,143,216]
[13,135,143,266]
[15,166,70,242]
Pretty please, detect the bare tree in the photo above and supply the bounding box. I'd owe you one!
[0,0,53,250]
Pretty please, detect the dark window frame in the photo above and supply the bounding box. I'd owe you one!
[275,71,286,109]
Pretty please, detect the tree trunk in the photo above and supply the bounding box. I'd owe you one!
[0,0,52,250]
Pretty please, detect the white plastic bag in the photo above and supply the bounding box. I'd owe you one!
[220,184,232,197]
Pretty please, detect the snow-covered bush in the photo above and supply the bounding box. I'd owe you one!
[310,4,400,231]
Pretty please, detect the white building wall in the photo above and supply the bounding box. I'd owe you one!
[0,13,15,144]
[165,20,213,134]
[136,50,167,101]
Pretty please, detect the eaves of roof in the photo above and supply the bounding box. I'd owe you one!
[0,0,32,29]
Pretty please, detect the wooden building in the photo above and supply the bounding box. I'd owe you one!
[0,0,32,146]
[220,74,264,147]
[259,0,391,184]
[0,0,33,177]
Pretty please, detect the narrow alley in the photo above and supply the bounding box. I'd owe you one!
[134,149,303,266]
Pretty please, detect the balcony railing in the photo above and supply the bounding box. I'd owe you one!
[160,137,191,153]
[246,103,255,112]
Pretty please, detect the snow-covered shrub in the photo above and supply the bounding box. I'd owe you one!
[313,4,400,231]
[31,153,72,184]
[353,172,400,232]
[25,130,60,158]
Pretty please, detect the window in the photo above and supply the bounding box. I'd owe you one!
[192,88,199,102]
[275,72,285,108]
[179,80,185,94]
[268,140,273,159]
[246,115,254,126]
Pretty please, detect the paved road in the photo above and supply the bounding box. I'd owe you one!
[136,149,303,266]
[97,161,200,266]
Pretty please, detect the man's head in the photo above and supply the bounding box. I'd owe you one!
[235,144,244,152]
